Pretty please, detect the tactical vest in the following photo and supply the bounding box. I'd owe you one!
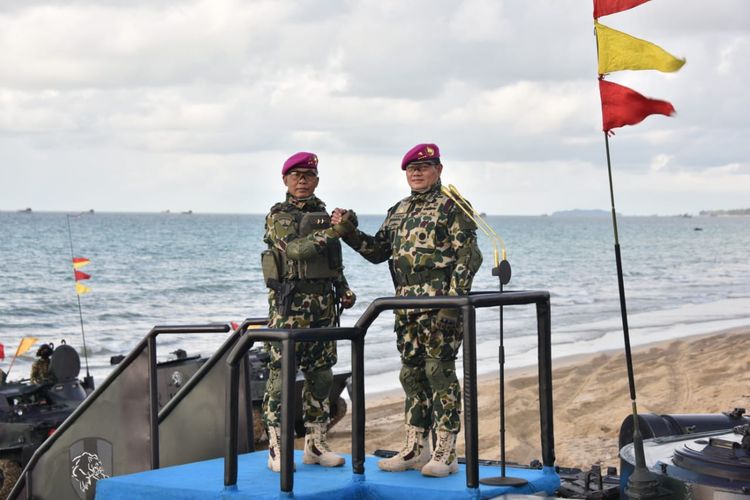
[262,210,343,287]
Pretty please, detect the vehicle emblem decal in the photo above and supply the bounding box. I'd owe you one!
[69,438,112,500]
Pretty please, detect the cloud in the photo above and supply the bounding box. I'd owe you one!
[1,0,749,215]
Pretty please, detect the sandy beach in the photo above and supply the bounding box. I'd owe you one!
[322,326,750,470]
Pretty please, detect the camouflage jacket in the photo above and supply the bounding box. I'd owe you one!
[30,358,51,384]
[343,181,482,298]
[264,194,351,316]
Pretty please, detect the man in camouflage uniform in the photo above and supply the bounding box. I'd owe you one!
[30,343,54,384]
[261,152,357,472]
[333,143,482,477]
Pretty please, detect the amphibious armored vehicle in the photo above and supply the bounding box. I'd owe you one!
[0,342,92,498]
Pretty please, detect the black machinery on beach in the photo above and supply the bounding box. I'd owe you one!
[0,342,93,499]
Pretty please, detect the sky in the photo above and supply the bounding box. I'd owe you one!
[1,0,748,216]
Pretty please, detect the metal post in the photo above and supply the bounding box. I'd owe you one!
[225,354,240,487]
[536,297,555,467]
[147,334,160,469]
[480,265,527,486]
[280,339,296,493]
[351,336,366,474]
[462,304,479,489]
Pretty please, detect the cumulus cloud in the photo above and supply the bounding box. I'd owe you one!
[1,0,749,215]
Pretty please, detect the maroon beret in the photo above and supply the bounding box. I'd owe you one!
[401,143,440,170]
[282,152,319,175]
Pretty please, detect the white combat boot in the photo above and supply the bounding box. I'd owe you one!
[267,426,281,472]
[421,430,459,477]
[377,425,431,472]
[302,423,345,467]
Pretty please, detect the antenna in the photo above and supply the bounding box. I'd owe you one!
[66,214,94,390]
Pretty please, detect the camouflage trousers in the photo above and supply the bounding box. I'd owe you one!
[395,309,463,433]
[262,289,338,429]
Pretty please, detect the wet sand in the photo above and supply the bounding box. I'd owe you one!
[323,326,750,470]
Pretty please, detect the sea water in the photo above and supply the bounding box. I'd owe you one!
[1,211,749,394]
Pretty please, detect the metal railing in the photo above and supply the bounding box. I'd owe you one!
[10,324,231,500]
[223,290,554,494]
[224,322,364,492]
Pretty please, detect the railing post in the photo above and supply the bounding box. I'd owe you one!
[147,334,159,470]
[536,297,556,467]
[351,335,365,474]
[224,348,240,487]
[280,339,296,492]
[462,303,479,489]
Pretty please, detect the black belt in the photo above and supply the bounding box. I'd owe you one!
[293,280,334,294]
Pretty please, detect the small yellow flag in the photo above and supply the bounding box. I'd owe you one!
[16,337,38,357]
[75,282,91,295]
[595,21,686,74]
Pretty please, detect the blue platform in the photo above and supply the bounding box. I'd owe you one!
[95,450,560,499]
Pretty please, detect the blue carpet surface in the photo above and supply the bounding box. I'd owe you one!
[95,450,559,499]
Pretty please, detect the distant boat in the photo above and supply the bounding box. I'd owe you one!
[694,227,703,231]
[17,208,32,213]
[162,210,171,214]
[181,210,193,215]
[88,209,95,214]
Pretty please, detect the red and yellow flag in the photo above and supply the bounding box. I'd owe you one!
[16,337,38,357]
[72,257,90,269]
[75,282,91,295]
[593,0,649,19]
[599,79,675,132]
[595,21,686,74]
[74,270,91,281]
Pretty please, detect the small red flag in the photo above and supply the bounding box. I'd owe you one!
[72,257,90,269]
[74,270,91,281]
[599,79,675,132]
[0,343,5,361]
[594,0,649,19]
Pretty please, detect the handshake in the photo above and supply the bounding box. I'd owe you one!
[329,208,358,237]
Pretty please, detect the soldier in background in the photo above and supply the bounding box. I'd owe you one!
[261,152,357,472]
[333,143,482,477]
[30,343,54,384]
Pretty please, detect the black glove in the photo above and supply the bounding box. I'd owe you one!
[342,210,358,228]
[327,219,356,237]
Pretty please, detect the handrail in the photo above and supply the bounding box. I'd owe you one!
[224,323,364,492]
[10,323,230,500]
[223,290,554,494]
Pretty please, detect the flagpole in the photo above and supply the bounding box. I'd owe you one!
[6,351,19,378]
[66,215,92,382]
[603,133,662,498]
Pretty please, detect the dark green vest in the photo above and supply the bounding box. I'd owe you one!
[262,209,342,287]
